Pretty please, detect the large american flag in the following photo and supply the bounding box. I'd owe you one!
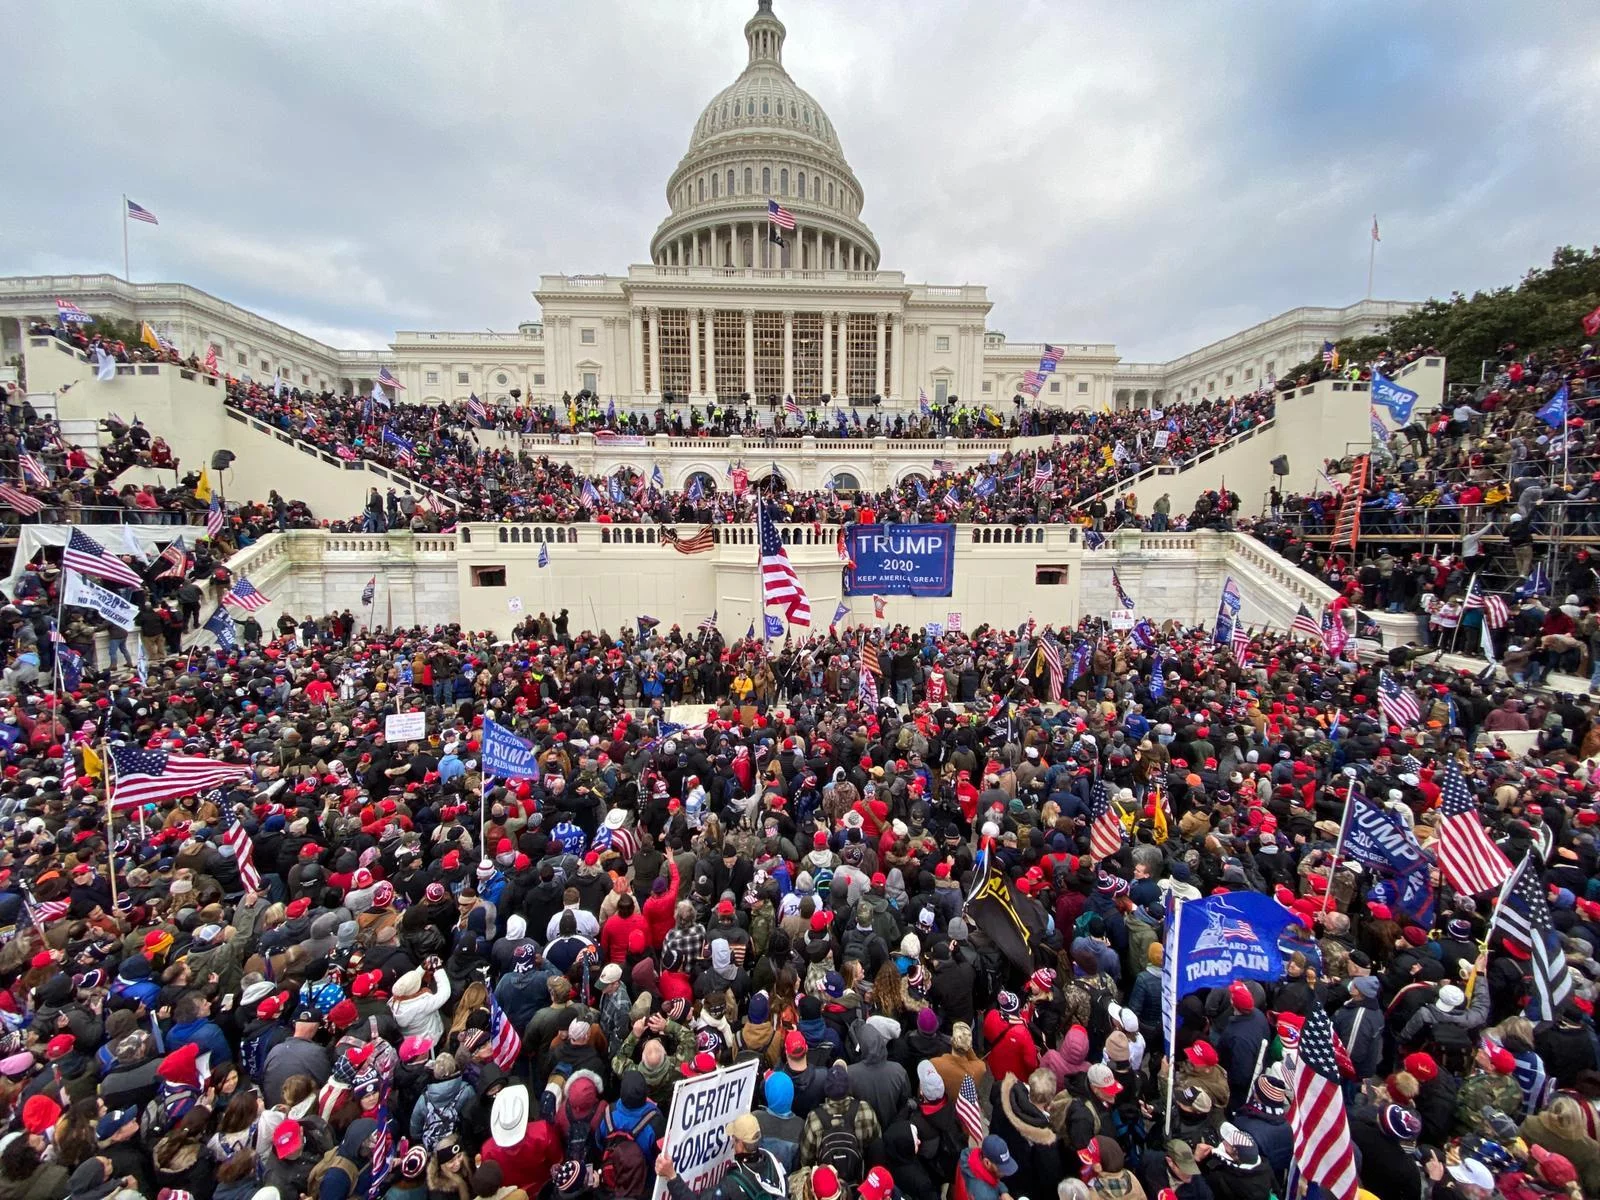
[661,525,715,554]
[1089,780,1123,861]
[126,199,159,225]
[153,536,188,580]
[487,992,522,1068]
[767,199,796,230]
[1040,344,1064,369]
[18,454,49,488]
[1032,458,1053,487]
[1376,670,1419,728]
[1436,760,1512,896]
[1496,852,1573,1021]
[1291,603,1322,639]
[377,366,405,392]
[109,745,252,809]
[222,578,271,612]
[466,393,488,424]
[955,1073,986,1143]
[1464,574,1509,629]
[1289,997,1359,1200]
[0,484,43,516]
[783,395,801,418]
[63,527,145,589]
[206,497,225,539]
[757,503,810,626]
[1040,635,1063,700]
[221,806,262,892]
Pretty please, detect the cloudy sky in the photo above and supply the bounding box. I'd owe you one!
[6,2,1598,360]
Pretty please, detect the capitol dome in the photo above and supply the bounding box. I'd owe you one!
[650,0,880,272]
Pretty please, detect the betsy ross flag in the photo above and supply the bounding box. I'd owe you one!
[0,484,43,516]
[1291,603,1322,639]
[757,502,810,626]
[62,527,144,589]
[220,806,262,892]
[222,578,271,612]
[109,745,251,809]
[126,198,158,224]
[1089,780,1123,861]
[1376,670,1419,728]
[1436,759,1512,896]
[206,497,224,539]
[487,992,522,1068]
[1289,997,1359,1200]
[767,199,796,230]
[1496,852,1573,1021]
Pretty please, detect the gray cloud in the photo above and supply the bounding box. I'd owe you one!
[4,1,1597,360]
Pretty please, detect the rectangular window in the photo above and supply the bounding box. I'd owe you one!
[1265,360,1275,376]
[982,380,992,393]
[657,308,692,396]
[1207,379,1215,393]
[1036,565,1071,586]
[1244,367,1254,380]
[301,374,309,385]
[935,335,950,352]
[583,371,598,392]
[426,371,439,385]
[714,310,743,400]
[260,359,270,372]
[845,313,875,399]
[1191,386,1198,397]
[793,312,823,400]
[754,310,785,399]
[457,371,469,385]
[533,374,545,386]
[1077,380,1088,393]
[1225,374,1234,387]
[1049,380,1061,393]
[236,353,246,366]
[934,380,949,404]
[470,566,506,587]
[580,328,596,345]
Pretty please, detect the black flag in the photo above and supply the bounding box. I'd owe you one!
[964,852,1045,975]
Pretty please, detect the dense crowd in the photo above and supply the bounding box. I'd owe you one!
[0,569,1588,1200]
[221,375,1276,531]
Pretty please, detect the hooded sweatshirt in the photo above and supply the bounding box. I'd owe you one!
[847,1020,910,1117]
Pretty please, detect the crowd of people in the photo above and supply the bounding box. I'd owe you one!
[0,567,1587,1200]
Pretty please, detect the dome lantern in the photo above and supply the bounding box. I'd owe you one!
[744,0,785,67]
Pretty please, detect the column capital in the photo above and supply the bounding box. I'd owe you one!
[781,309,795,321]
[630,306,644,320]
[742,307,756,319]
[646,306,660,319]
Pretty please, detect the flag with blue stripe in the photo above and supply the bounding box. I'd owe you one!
[1537,384,1570,429]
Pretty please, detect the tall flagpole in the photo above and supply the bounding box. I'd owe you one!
[104,750,119,913]
[1163,894,1184,1138]
[122,195,130,283]
[1366,215,1378,299]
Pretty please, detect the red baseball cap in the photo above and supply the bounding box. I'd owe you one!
[1184,1041,1219,1068]
[784,1031,808,1059]
[858,1166,895,1200]
[273,1118,303,1157]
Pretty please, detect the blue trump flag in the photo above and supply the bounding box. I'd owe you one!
[1337,789,1435,924]
[204,606,237,649]
[1370,370,1419,423]
[1163,891,1315,1048]
[481,716,539,780]
[1538,383,1569,429]
[764,614,785,638]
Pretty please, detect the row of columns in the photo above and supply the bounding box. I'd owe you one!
[658,224,874,272]
[633,307,895,400]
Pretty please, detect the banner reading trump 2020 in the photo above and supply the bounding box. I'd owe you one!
[652,1059,759,1200]
[843,523,955,596]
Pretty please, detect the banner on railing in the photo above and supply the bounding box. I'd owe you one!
[843,523,955,597]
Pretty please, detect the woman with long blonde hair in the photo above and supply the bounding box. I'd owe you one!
[447,980,488,1038]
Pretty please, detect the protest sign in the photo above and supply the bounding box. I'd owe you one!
[652,1060,759,1200]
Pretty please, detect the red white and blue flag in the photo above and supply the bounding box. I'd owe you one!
[221,807,262,892]
[126,199,158,224]
[63,527,144,589]
[1289,997,1359,1200]
[55,299,93,325]
[488,993,522,1068]
[767,199,796,230]
[377,366,405,392]
[222,578,271,612]
[18,454,48,487]
[1376,670,1419,728]
[109,745,252,809]
[757,503,809,626]
[206,496,225,539]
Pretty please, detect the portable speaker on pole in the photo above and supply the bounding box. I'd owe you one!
[1271,455,1290,476]
[211,449,236,471]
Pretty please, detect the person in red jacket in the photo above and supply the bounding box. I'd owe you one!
[480,1083,560,1192]
[983,992,1039,1085]
[643,858,680,948]
[600,892,648,965]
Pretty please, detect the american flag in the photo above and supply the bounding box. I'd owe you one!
[18,454,48,487]
[155,536,189,580]
[1376,670,1419,728]
[783,396,801,418]
[221,806,262,892]
[1040,344,1064,368]
[361,577,376,606]
[1291,603,1322,639]
[1231,622,1252,664]
[109,745,251,809]
[1436,760,1512,896]
[919,388,931,415]
[367,1103,395,1200]
[580,479,601,507]
[466,393,488,424]
[377,366,405,392]
[1040,634,1062,700]
[955,1073,986,1143]
[946,612,962,632]
[487,992,522,1068]
[1464,574,1509,629]
[660,525,715,554]
[1321,341,1337,367]
[1111,569,1135,609]
[1288,997,1359,1200]
[767,199,796,230]
[698,610,717,632]
[62,527,144,588]
[382,427,416,468]
[858,658,879,708]
[1496,852,1573,1020]
[126,199,158,224]
[206,497,224,539]
[24,892,70,928]
[931,458,956,473]
[757,503,810,626]
[55,299,92,325]
[222,577,271,612]
[203,345,219,374]
[1032,458,1053,487]
[1021,370,1045,393]
[0,484,43,516]
[1089,780,1123,861]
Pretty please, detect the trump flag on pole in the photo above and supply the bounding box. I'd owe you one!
[481,716,539,781]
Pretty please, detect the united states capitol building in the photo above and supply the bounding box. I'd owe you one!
[0,0,1410,418]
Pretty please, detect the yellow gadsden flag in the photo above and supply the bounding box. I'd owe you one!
[80,745,103,780]
[195,469,212,504]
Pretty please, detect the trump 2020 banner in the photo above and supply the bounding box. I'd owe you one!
[843,524,955,597]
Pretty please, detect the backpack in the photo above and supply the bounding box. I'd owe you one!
[815,1100,864,1185]
[306,1148,358,1198]
[565,1110,597,1166]
[417,1092,458,1150]
[600,1131,651,1198]
[1428,1019,1475,1075]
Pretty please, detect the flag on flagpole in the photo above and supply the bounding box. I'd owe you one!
[17,454,48,488]
[62,527,144,589]
[377,366,406,392]
[1290,603,1322,639]
[126,199,158,224]
[698,610,717,632]
[1377,670,1420,728]
[1089,781,1123,861]
[955,1073,986,1143]
[108,746,251,809]
[206,496,224,539]
[0,484,43,516]
[1110,569,1135,610]
[220,806,262,892]
[1371,215,1380,243]
[538,543,549,568]
[766,199,796,229]
[222,578,270,612]
[757,503,810,626]
[1288,997,1360,1200]
[487,992,522,1068]
[55,298,93,324]
[361,577,376,606]
[1436,760,1512,895]
[1496,853,1574,1021]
